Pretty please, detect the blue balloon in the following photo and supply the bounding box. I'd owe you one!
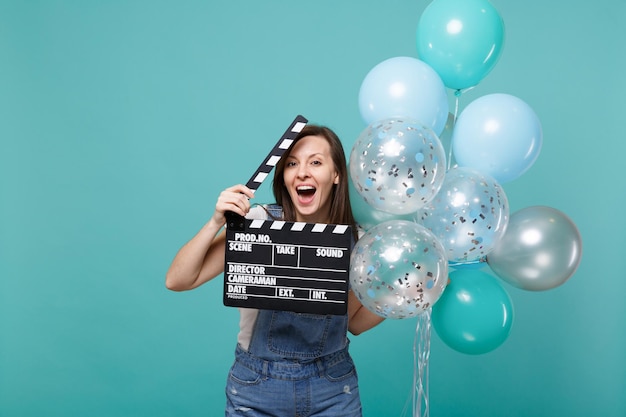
[416,0,505,90]
[358,57,449,136]
[432,269,514,355]
[452,93,543,183]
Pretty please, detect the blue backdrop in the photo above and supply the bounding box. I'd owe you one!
[1,0,624,416]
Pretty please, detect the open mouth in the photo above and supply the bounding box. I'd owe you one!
[296,185,316,198]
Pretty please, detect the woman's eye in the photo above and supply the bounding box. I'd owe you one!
[311,160,321,166]
[286,161,297,167]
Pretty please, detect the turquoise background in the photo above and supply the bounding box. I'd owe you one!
[1,0,624,416]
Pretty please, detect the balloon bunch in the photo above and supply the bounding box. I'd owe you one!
[348,0,583,356]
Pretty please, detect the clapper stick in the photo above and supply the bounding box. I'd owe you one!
[225,115,308,231]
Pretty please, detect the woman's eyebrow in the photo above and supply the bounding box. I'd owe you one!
[288,152,326,159]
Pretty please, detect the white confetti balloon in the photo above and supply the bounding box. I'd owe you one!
[349,118,446,215]
[350,220,448,319]
[417,166,509,264]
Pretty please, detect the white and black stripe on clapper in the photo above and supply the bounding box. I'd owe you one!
[226,115,308,231]
[224,218,352,315]
[245,115,308,192]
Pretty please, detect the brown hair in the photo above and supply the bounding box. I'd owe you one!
[272,124,357,240]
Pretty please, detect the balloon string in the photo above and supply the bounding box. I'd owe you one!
[446,90,461,171]
[413,309,431,417]
[448,256,487,269]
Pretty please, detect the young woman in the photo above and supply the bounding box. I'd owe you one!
[166,124,384,416]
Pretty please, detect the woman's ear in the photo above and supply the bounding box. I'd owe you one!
[334,172,340,185]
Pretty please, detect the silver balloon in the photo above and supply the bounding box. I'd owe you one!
[487,206,582,291]
[350,220,448,319]
[417,166,509,263]
[349,118,446,215]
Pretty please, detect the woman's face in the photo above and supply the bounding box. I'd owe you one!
[283,135,339,223]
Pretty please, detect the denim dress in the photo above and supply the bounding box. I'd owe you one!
[225,206,362,417]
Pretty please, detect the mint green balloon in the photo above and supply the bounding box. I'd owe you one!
[416,0,505,90]
[432,269,513,354]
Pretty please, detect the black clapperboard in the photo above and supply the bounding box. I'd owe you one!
[223,115,352,315]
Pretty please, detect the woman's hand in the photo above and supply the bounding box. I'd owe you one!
[211,184,256,227]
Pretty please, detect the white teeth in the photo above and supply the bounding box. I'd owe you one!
[297,186,315,191]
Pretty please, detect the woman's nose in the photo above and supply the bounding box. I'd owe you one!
[297,165,310,178]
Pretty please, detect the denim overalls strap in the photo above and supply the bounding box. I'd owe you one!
[246,204,349,361]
